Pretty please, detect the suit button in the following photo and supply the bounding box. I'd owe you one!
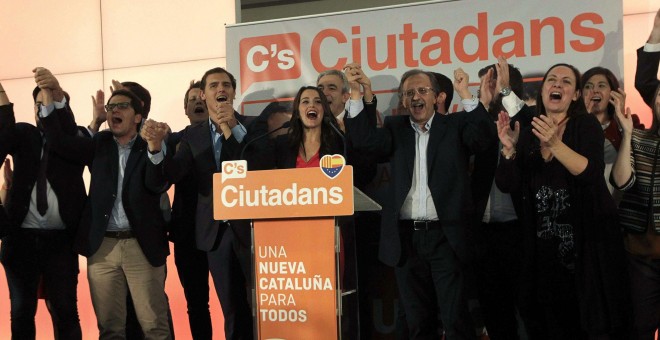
[112,194,116,198]
[104,214,109,219]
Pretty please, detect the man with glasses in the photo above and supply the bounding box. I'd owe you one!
[0,68,84,339]
[346,68,495,339]
[41,88,172,339]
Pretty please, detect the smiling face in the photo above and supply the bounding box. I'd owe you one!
[582,74,611,115]
[317,74,349,117]
[185,88,208,124]
[541,65,579,115]
[298,89,325,129]
[107,94,141,142]
[401,73,437,127]
[200,72,236,114]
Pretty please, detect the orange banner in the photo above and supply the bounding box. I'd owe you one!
[254,218,338,340]
[213,158,354,220]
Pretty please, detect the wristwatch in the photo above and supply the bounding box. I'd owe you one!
[500,87,512,97]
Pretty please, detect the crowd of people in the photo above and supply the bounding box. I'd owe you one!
[1,8,660,340]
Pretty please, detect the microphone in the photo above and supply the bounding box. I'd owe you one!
[325,115,347,162]
[239,121,291,160]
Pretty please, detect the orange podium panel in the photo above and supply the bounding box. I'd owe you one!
[253,218,337,340]
[213,156,358,339]
[213,159,354,220]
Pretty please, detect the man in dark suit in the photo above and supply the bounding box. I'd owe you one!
[0,69,84,340]
[41,88,171,339]
[144,67,252,340]
[166,81,213,339]
[346,68,496,340]
[470,58,529,340]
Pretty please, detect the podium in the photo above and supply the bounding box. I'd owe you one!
[214,157,380,339]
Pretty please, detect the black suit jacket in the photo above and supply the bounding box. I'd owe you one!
[635,46,660,109]
[166,128,198,246]
[148,116,244,252]
[41,114,169,267]
[0,103,86,238]
[346,104,496,266]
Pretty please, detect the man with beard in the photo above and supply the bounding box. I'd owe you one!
[0,68,84,340]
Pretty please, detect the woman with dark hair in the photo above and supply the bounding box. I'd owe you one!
[582,67,644,199]
[246,86,343,169]
[496,63,628,339]
[612,83,660,339]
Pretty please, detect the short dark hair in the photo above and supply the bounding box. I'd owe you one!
[429,72,453,112]
[184,81,203,109]
[108,89,145,118]
[121,82,151,118]
[200,67,237,91]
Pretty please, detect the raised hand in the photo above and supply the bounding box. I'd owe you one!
[33,67,64,102]
[497,111,519,156]
[453,67,471,100]
[479,68,494,107]
[532,115,564,148]
[90,90,107,133]
[611,89,632,135]
[494,56,510,95]
[110,79,124,93]
[141,119,169,151]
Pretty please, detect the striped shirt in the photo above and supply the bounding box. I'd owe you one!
[617,129,660,233]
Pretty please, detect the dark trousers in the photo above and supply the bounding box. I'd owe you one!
[208,224,253,340]
[174,241,212,340]
[628,253,660,340]
[0,229,81,340]
[474,219,523,340]
[395,225,472,340]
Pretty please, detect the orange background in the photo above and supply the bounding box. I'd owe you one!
[254,218,337,340]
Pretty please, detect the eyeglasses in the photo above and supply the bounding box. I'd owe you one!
[105,102,131,111]
[402,87,435,98]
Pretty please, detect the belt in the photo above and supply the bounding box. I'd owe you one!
[400,220,441,231]
[105,230,134,239]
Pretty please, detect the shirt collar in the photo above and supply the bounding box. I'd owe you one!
[409,112,436,133]
[114,133,138,149]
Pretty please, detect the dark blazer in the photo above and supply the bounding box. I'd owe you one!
[166,129,198,246]
[346,104,496,266]
[0,103,86,238]
[41,114,169,267]
[471,104,535,222]
[147,116,244,252]
[634,46,660,108]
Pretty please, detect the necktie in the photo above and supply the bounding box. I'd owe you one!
[214,134,222,170]
[36,141,48,216]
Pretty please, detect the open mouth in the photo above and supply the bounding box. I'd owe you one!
[216,95,228,102]
[411,101,425,112]
[549,92,562,100]
[112,117,123,124]
[194,106,205,114]
[591,96,602,103]
[306,110,318,119]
